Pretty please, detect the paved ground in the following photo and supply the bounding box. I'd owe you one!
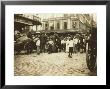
[14,52,91,76]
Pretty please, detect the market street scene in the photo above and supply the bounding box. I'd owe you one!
[14,14,97,76]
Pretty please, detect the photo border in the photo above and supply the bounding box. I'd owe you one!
[1,0,109,88]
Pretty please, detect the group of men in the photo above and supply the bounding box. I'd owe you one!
[33,32,61,54]
[60,35,86,58]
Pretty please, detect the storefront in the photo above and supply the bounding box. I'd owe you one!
[14,14,41,34]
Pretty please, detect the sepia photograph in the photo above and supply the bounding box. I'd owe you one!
[14,13,97,76]
[1,0,108,87]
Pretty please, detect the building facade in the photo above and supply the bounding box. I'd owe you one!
[42,14,93,33]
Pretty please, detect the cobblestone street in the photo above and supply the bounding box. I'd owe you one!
[14,52,91,76]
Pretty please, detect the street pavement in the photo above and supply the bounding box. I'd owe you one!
[14,52,91,76]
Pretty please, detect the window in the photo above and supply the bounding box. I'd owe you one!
[72,21,77,28]
[45,23,48,27]
[45,23,48,30]
[64,22,67,29]
[57,23,60,29]
[49,22,54,30]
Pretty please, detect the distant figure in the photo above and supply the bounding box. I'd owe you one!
[73,36,78,53]
[68,38,74,58]
[61,38,66,52]
[53,33,60,53]
[14,30,21,42]
[36,38,40,55]
[48,39,54,54]
[24,38,33,54]
[66,37,69,53]
[27,31,32,39]
[40,33,47,53]
[79,36,84,53]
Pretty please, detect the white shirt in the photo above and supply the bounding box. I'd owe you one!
[68,40,73,47]
[48,40,54,45]
[66,40,69,45]
[36,40,40,46]
[61,40,66,44]
[74,38,78,44]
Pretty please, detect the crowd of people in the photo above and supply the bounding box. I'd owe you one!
[31,32,87,58]
[15,31,88,58]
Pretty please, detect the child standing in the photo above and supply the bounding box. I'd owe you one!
[68,38,74,58]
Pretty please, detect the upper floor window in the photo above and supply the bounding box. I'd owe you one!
[72,21,77,29]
